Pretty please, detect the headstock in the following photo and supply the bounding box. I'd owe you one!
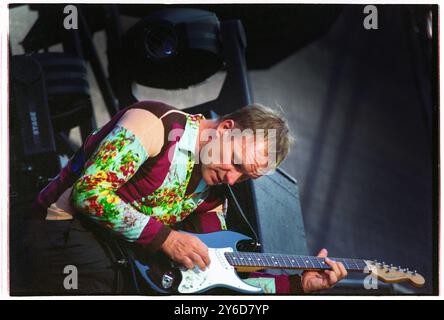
[364,260,425,287]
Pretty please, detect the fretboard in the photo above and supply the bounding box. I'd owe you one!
[224,252,367,272]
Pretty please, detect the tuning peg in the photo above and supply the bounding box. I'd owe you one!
[413,270,417,275]
[404,268,409,274]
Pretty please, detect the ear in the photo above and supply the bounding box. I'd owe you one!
[216,119,236,137]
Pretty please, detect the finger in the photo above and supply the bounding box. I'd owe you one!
[337,262,348,279]
[201,251,211,267]
[190,252,207,271]
[325,258,341,276]
[317,248,328,258]
[193,241,211,266]
[181,257,195,270]
[326,269,338,285]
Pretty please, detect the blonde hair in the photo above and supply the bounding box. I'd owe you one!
[221,103,295,167]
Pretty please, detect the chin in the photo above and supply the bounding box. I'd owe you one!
[201,169,215,185]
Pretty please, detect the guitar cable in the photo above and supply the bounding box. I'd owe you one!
[226,184,262,252]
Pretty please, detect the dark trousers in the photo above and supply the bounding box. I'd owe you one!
[22,217,120,295]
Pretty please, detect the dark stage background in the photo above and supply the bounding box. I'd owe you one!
[9,4,438,294]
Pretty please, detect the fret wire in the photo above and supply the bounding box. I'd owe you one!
[286,256,293,268]
[225,253,230,264]
[278,255,284,267]
[322,258,329,269]
[352,259,360,270]
[340,258,352,270]
[287,255,295,268]
[267,254,274,267]
[271,255,278,267]
[278,255,286,268]
[315,257,328,269]
[261,253,269,267]
[257,253,265,267]
[344,258,355,270]
[348,259,359,270]
[280,255,287,268]
[344,258,353,270]
[250,253,257,266]
[259,253,266,267]
[315,257,323,269]
[285,255,290,268]
[292,256,301,268]
[336,258,349,270]
[247,252,254,266]
[269,254,278,267]
[250,252,257,266]
[307,256,316,268]
[226,253,233,265]
[355,260,366,271]
[312,256,322,269]
[277,254,293,268]
[306,256,315,269]
[294,256,302,268]
[244,252,250,266]
[310,256,318,269]
[241,252,247,266]
[297,256,305,268]
[245,253,249,266]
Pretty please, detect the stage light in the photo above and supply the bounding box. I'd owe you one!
[144,25,178,59]
[121,8,224,89]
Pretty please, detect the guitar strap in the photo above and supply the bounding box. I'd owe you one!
[225,184,262,251]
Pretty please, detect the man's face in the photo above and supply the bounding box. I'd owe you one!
[198,120,271,186]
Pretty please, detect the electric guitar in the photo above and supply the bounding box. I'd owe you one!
[132,231,425,294]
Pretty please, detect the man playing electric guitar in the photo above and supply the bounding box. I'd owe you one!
[24,100,347,294]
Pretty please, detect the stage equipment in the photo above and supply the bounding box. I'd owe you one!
[121,9,223,89]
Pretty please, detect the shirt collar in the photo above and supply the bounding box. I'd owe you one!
[177,116,200,155]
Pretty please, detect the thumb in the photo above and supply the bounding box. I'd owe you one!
[317,248,328,258]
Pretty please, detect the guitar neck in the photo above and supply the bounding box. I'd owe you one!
[224,251,367,272]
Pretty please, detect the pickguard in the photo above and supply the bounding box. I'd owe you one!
[177,248,263,294]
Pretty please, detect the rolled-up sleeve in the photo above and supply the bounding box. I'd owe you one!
[71,125,171,251]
